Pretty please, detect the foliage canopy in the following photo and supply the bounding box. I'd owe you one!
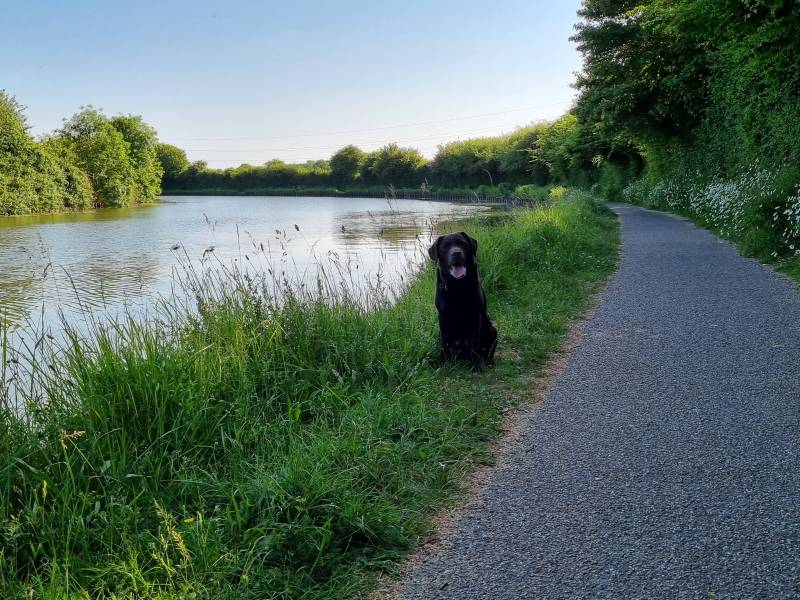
[0,99,163,214]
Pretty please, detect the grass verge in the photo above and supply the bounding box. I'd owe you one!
[0,192,619,598]
[776,257,800,285]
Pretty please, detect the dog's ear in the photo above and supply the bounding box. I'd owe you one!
[460,232,478,253]
[428,236,441,261]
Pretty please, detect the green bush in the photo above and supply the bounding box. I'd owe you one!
[111,114,164,201]
[0,91,93,215]
[329,144,366,185]
[361,143,428,186]
[513,184,550,201]
[156,143,190,180]
[574,0,800,266]
[53,108,162,207]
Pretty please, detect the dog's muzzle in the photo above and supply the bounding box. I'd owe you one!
[449,265,467,279]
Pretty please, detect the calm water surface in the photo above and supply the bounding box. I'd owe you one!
[0,196,485,336]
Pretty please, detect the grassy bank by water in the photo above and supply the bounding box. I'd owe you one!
[1,193,618,598]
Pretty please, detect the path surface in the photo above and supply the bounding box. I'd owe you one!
[396,204,800,599]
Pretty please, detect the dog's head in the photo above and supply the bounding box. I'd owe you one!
[428,232,478,280]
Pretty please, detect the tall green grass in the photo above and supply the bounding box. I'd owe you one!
[0,193,618,598]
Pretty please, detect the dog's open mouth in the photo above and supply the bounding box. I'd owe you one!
[449,265,467,279]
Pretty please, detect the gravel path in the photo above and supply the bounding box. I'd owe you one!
[395,204,800,599]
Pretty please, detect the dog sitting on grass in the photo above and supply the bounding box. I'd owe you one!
[428,232,497,371]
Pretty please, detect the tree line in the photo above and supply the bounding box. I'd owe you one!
[571,0,800,261]
[1,93,163,215]
[4,0,798,242]
[158,115,641,196]
[574,0,800,178]
[3,84,623,215]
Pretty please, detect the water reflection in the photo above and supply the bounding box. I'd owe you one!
[0,196,485,335]
[334,209,434,248]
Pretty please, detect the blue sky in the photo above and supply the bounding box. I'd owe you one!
[2,0,584,167]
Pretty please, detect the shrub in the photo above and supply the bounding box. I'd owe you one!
[156,143,190,179]
[330,145,366,186]
[513,184,550,201]
[54,108,138,207]
[0,91,93,215]
[111,115,163,202]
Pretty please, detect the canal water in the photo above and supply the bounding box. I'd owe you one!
[0,195,485,335]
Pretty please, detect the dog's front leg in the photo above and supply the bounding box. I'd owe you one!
[468,316,483,372]
[438,316,454,363]
[481,317,498,365]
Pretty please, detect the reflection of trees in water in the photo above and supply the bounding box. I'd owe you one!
[0,203,161,328]
[0,199,486,333]
[334,210,423,248]
[0,203,154,229]
[333,205,486,249]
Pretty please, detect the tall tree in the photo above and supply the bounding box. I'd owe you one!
[56,108,137,207]
[361,144,428,186]
[572,0,711,146]
[0,91,92,214]
[330,145,365,185]
[111,115,163,200]
[156,143,190,179]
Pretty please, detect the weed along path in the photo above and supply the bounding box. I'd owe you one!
[394,203,800,599]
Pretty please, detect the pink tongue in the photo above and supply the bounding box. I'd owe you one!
[449,265,467,279]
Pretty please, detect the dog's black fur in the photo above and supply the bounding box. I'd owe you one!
[428,232,497,371]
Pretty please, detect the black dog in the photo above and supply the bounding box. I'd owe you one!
[428,232,497,371]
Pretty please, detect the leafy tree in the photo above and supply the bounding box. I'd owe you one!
[572,0,711,148]
[302,159,330,170]
[111,114,163,200]
[431,137,502,187]
[330,145,365,185]
[48,108,165,207]
[689,0,800,170]
[497,125,549,184]
[156,143,190,179]
[0,91,92,215]
[532,115,582,183]
[361,144,428,186]
[574,0,800,176]
[187,160,208,174]
[56,108,137,207]
[0,91,27,132]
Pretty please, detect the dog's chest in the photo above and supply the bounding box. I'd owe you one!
[437,286,482,314]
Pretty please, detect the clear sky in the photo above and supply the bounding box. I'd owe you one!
[2,0,584,168]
